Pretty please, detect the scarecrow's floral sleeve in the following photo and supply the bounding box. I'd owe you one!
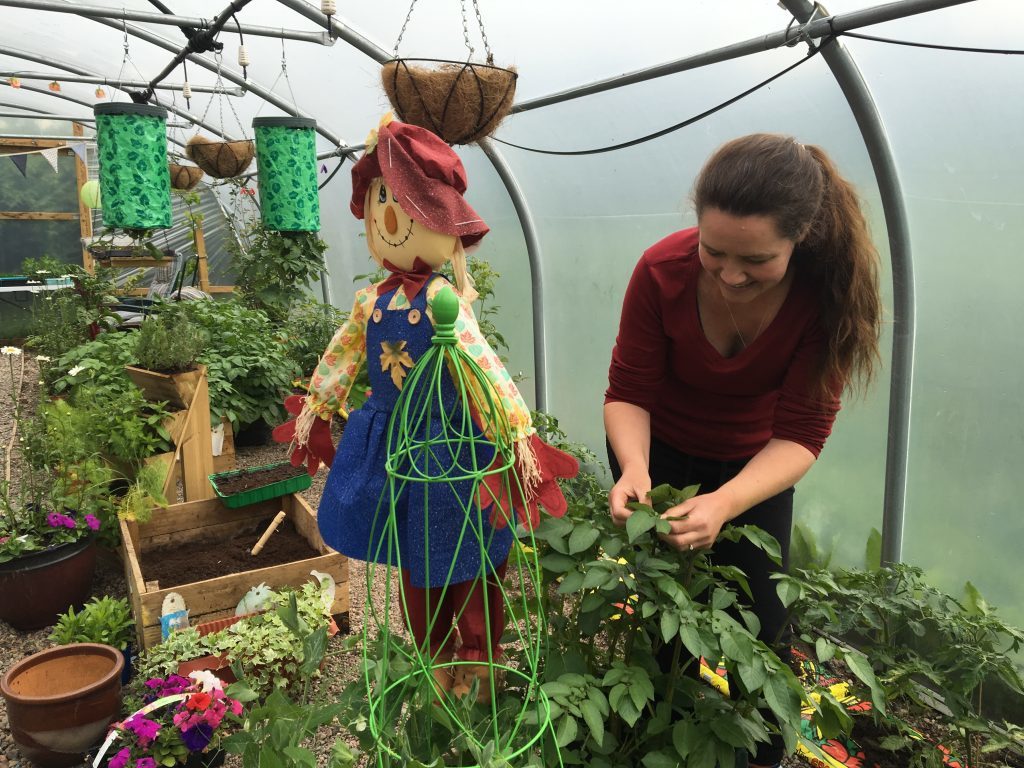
[305,285,374,419]
[425,279,534,441]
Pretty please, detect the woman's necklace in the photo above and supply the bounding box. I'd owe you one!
[720,289,772,350]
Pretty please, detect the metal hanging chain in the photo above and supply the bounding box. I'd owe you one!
[254,35,300,118]
[392,0,493,61]
[459,0,474,57]
[196,52,247,140]
[280,36,300,115]
[392,0,418,58]
[470,0,493,63]
[117,14,151,87]
[113,17,131,91]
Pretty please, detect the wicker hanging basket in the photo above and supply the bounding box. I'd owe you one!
[381,58,517,145]
[168,162,204,191]
[185,134,255,179]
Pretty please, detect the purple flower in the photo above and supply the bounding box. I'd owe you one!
[124,715,161,745]
[180,722,213,752]
[85,514,100,531]
[62,515,76,529]
[108,747,131,768]
[135,759,157,768]
[46,512,63,528]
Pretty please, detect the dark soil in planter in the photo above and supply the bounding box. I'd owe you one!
[141,517,320,588]
[213,462,307,495]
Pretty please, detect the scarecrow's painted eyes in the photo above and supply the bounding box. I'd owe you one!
[377,184,387,204]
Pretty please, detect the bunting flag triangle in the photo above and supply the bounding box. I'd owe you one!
[70,142,88,165]
[40,147,60,173]
[10,154,28,177]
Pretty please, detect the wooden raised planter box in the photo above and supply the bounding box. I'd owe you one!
[125,364,204,410]
[120,492,348,650]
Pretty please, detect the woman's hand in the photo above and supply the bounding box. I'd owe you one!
[658,489,738,551]
[608,470,652,527]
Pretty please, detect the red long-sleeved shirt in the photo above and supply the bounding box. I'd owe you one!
[605,228,840,460]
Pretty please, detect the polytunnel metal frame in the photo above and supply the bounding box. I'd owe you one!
[0,0,981,564]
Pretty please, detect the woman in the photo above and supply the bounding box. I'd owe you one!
[604,133,882,768]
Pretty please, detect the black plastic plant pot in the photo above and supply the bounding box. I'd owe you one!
[252,116,320,232]
[93,103,172,231]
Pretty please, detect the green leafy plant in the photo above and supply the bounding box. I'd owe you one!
[222,590,357,768]
[28,388,172,478]
[227,215,328,323]
[133,628,219,682]
[781,563,1024,767]
[134,311,204,373]
[1,347,122,559]
[24,264,133,364]
[279,298,348,377]
[528,476,835,768]
[49,595,135,649]
[207,582,333,697]
[161,298,299,431]
[21,254,70,277]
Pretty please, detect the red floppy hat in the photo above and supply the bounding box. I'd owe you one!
[350,118,489,248]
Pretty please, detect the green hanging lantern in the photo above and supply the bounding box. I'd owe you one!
[364,286,557,767]
[252,116,320,232]
[93,103,172,230]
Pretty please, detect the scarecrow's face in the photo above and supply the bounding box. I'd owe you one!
[364,178,458,272]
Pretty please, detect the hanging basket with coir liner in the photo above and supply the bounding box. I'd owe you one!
[382,58,517,145]
[185,135,255,179]
[168,162,204,191]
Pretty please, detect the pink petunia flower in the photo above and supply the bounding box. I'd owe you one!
[109,747,131,768]
[135,759,157,768]
[85,514,100,531]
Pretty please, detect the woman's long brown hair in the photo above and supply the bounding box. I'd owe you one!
[694,133,882,398]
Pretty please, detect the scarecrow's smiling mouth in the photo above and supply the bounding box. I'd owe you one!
[374,216,414,247]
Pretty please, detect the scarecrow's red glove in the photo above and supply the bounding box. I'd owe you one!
[479,434,579,530]
[272,395,336,477]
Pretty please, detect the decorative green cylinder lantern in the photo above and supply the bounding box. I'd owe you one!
[93,103,172,230]
[252,116,320,232]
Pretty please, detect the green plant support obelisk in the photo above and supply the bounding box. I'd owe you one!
[363,286,557,768]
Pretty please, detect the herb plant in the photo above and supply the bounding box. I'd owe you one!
[49,595,135,649]
[161,299,299,431]
[134,311,204,373]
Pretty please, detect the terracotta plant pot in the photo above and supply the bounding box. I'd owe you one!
[0,539,98,631]
[0,643,124,767]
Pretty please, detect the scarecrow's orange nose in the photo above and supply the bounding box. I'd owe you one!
[384,206,398,235]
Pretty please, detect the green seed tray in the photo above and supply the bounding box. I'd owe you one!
[209,461,312,509]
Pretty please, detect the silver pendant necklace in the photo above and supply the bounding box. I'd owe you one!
[720,289,772,349]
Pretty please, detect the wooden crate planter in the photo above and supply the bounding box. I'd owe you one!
[121,492,348,650]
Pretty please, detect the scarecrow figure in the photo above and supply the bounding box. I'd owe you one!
[275,114,577,702]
